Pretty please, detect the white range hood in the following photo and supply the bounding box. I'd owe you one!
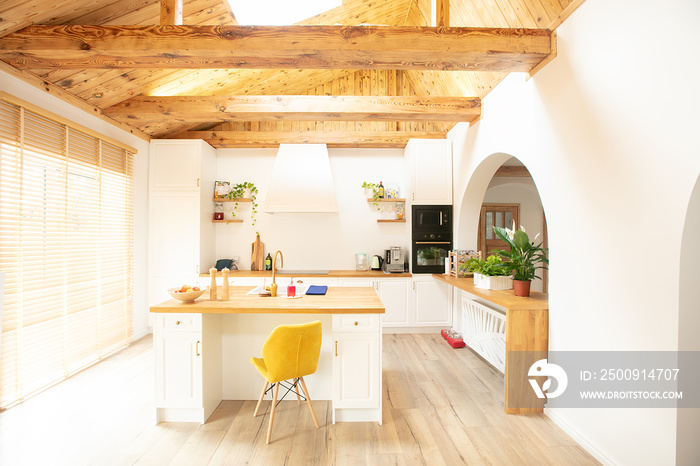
[262,143,338,213]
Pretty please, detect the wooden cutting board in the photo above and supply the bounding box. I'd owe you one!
[251,234,264,271]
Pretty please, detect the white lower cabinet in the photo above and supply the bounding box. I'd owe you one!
[338,278,410,328]
[332,314,382,424]
[412,275,452,327]
[154,313,221,423]
[155,331,202,408]
[376,279,410,327]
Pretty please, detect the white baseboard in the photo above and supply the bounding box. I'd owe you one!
[131,328,152,342]
[544,408,616,466]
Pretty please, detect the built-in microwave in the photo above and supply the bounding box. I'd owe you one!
[411,205,452,274]
[412,205,451,234]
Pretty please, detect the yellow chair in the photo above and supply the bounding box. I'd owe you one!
[250,321,322,444]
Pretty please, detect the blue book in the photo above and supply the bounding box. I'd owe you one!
[306,285,328,295]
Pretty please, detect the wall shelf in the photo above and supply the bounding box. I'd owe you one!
[367,198,405,222]
[212,198,253,202]
[366,198,406,203]
[212,219,243,224]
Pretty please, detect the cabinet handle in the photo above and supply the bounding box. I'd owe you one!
[412,192,415,201]
[196,341,201,356]
[197,178,200,187]
[175,320,181,325]
[335,341,338,357]
[354,321,359,326]
[412,281,415,290]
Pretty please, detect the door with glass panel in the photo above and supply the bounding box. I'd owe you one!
[478,204,520,257]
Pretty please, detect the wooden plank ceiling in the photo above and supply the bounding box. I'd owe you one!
[0,0,584,148]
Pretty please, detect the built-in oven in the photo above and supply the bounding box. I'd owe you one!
[411,205,452,273]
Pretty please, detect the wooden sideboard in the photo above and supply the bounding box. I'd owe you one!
[433,274,548,414]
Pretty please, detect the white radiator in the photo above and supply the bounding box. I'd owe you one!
[461,295,506,373]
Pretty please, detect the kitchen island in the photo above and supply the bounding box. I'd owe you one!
[150,286,384,425]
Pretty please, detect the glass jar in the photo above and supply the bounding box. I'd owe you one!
[214,202,224,220]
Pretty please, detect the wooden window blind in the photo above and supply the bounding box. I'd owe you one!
[0,96,135,409]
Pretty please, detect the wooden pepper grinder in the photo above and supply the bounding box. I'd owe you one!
[221,267,230,300]
[209,267,217,301]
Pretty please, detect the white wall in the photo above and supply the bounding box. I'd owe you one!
[214,148,409,271]
[677,176,700,465]
[449,0,700,464]
[0,70,151,340]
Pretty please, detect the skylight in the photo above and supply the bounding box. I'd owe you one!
[229,0,341,26]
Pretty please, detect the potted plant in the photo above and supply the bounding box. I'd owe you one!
[459,253,513,290]
[362,181,381,210]
[492,224,548,297]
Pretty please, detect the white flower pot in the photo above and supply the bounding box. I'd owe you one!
[473,273,513,290]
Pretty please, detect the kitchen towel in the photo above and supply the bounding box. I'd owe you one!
[306,285,327,295]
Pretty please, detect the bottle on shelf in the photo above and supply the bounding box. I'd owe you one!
[213,202,224,221]
[378,181,385,198]
[265,253,272,271]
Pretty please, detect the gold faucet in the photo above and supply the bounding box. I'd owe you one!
[270,250,284,297]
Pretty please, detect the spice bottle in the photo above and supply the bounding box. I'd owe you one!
[214,202,224,221]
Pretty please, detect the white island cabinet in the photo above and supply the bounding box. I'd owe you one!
[154,313,222,423]
[332,314,382,424]
[148,140,216,307]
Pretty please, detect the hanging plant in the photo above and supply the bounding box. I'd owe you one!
[225,183,244,219]
[362,181,381,210]
[225,182,258,225]
[240,181,259,227]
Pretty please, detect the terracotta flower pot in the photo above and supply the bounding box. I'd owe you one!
[513,279,531,297]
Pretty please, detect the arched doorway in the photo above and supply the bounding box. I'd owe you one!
[677,174,700,464]
[456,153,548,292]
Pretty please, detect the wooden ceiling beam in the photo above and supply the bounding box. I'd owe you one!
[436,0,450,27]
[0,25,553,72]
[167,130,447,148]
[160,0,183,26]
[103,95,481,122]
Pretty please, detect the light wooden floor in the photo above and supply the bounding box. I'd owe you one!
[0,333,599,465]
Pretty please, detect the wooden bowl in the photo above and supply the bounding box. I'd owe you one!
[167,287,207,302]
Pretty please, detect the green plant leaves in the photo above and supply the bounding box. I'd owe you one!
[513,229,530,251]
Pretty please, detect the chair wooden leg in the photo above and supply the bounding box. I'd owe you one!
[266,382,280,444]
[254,381,268,418]
[294,378,301,405]
[298,377,320,429]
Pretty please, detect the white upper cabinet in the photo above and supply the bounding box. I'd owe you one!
[405,139,453,205]
[148,140,216,306]
[150,140,204,190]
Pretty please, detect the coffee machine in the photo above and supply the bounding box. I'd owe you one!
[384,247,405,273]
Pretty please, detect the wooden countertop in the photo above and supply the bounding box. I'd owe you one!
[198,270,411,278]
[150,286,385,314]
[433,274,548,311]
